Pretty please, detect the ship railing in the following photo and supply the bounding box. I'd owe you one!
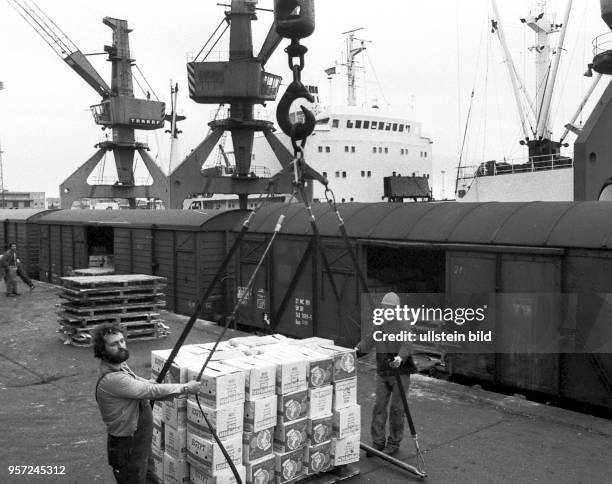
[457,153,574,181]
[593,32,612,56]
[186,50,229,62]
[85,176,154,186]
[207,106,272,122]
[96,134,149,146]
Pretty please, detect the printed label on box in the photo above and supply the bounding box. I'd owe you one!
[186,399,243,439]
[308,415,333,445]
[190,464,246,484]
[243,427,274,463]
[332,435,360,466]
[188,362,245,408]
[308,385,332,419]
[253,353,307,394]
[223,357,277,400]
[304,441,332,474]
[274,448,306,484]
[293,347,334,388]
[333,378,357,410]
[315,345,356,382]
[187,433,243,474]
[277,389,308,423]
[244,394,278,432]
[245,454,275,484]
[332,405,361,439]
[273,418,308,453]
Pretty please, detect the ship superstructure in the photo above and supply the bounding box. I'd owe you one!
[250,29,433,203]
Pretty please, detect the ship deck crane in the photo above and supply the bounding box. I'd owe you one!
[7,0,169,209]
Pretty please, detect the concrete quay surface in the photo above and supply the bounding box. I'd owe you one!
[0,283,610,483]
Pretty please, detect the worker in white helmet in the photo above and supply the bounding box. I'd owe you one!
[355,291,416,456]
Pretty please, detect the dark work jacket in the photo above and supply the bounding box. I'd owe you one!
[357,318,417,376]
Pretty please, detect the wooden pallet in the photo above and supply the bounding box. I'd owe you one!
[60,274,167,290]
[60,292,165,305]
[59,320,170,346]
[58,311,161,326]
[60,285,164,298]
[71,267,115,276]
[58,274,170,346]
[295,465,359,484]
[59,301,165,316]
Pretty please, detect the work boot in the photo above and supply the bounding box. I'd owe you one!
[384,444,399,456]
[366,441,386,458]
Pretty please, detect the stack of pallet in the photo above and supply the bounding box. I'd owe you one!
[57,274,169,346]
[149,335,360,484]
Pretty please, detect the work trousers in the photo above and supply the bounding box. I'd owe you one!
[107,401,154,484]
[4,267,18,295]
[371,372,410,448]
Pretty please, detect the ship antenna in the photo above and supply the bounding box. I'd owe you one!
[342,27,366,106]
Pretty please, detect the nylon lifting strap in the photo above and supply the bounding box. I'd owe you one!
[191,212,286,484]
[153,211,256,387]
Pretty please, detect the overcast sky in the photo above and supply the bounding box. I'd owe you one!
[0,0,608,199]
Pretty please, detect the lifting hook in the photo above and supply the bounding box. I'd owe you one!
[276,80,316,142]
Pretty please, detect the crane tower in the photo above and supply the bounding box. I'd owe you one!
[7,1,168,209]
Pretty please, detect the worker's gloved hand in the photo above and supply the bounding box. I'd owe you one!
[183,380,203,395]
[389,356,402,369]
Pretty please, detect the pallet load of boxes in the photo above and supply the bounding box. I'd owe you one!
[150,335,360,484]
[57,274,170,346]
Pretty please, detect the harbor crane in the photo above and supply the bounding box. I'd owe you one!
[169,0,316,209]
[6,0,169,209]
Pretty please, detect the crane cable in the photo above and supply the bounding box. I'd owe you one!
[134,65,160,101]
[194,17,229,62]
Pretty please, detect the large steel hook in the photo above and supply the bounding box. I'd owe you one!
[276,80,316,142]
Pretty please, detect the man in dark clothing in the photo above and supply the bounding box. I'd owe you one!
[356,292,416,455]
[0,243,34,296]
[93,323,202,484]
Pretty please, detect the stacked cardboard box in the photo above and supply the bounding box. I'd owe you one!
[150,336,359,483]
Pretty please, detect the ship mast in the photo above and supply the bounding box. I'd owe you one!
[491,0,573,160]
[533,0,573,140]
[343,28,367,107]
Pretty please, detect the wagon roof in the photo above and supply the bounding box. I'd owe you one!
[0,209,56,221]
[35,209,236,229]
[242,201,612,249]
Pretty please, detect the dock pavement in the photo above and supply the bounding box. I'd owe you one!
[0,282,610,483]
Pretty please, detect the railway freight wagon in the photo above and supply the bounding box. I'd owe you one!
[34,209,246,319]
[0,209,55,278]
[226,202,612,411]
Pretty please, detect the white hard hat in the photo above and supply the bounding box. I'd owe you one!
[381,292,400,306]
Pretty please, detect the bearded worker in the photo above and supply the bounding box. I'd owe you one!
[92,323,202,483]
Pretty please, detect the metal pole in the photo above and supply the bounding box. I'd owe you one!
[560,73,603,143]
[491,0,533,140]
[536,0,574,139]
[359,443,427,478]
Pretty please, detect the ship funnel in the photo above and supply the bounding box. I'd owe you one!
[602,0,612,30]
